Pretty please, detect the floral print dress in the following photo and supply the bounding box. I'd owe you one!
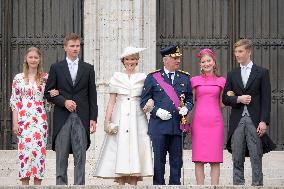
[10,73,50,179]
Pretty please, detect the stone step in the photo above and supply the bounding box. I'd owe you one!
[1,151,283,165]
[0,184,283,189]
[0,176,284,186]
[1,150,283,168]
[0,150,283,186]
[0,179,282,187]
[1,165,284,179]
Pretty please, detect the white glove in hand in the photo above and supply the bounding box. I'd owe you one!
[156,108,172,120]
[178,106,188,116]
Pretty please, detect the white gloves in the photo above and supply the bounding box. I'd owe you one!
[156,108,172,120]
[156,106,188,120]
[179,106,188,116]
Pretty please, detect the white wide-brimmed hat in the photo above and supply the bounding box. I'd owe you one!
[120,46,146,59]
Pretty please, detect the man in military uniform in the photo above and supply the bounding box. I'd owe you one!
[140,45,193,185]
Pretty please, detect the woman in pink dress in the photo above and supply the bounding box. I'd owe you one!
[190,48,226,185]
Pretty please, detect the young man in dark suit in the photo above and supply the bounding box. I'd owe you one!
[44,33,98,185]
[222,39,275,186]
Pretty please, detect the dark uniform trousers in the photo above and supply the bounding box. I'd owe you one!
[55,113,87,185]
[151,134,182,185]
[231,115,263,186]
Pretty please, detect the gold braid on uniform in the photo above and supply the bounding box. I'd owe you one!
[150,69,161,74]
[178,70,190,76]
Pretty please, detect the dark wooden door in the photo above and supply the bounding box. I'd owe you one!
[0,0,84,149]
[156,0,284,149]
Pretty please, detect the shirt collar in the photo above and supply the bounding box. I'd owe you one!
[240,61,253,69]
[66,57,79,65]
[163,66,175,75]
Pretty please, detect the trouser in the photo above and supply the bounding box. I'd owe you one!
[151,134,182,185]
[231,115,263,186]
[55,113,87,185]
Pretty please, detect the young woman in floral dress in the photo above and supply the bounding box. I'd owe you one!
[10,47,58,185]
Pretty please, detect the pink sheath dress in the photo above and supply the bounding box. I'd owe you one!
[191,75,226,163]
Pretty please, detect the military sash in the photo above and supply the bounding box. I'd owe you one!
[152,72,180,109]
[153,71,191,133]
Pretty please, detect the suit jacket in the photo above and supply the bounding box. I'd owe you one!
[44,59,98,151]
[140,69,193,135]
[222,64,276,154]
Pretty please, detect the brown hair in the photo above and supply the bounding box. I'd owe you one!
[23,47,44,85]
[63,33,81,46]
[234,39,253,51]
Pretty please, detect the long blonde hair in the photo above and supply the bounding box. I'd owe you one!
[23,47,44,85]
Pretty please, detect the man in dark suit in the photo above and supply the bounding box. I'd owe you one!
[140,45,193,185]
[222,39,275,186]
[44,33,98,185]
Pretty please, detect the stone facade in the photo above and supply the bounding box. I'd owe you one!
[83,0,156,150]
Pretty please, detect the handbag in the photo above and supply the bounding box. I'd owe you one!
[108,122,119,134]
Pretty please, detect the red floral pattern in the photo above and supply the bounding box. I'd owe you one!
[10,73,49,179]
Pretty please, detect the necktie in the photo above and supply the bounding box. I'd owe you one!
[241,66,250,116]
[241,66,249,87]
[168,72,174,85]
[69,62,77,84]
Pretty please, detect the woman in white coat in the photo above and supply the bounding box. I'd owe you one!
[93,47,153,185]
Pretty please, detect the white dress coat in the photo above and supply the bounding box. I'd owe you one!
[94,72,153,179]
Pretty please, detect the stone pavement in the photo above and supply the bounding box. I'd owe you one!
[0,150,283,187]
[0,186,284,189]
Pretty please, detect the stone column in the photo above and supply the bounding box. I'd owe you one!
[84,0,156,151]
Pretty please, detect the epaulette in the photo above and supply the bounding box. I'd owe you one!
[150,69,161,74]
[178,70,190,76]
